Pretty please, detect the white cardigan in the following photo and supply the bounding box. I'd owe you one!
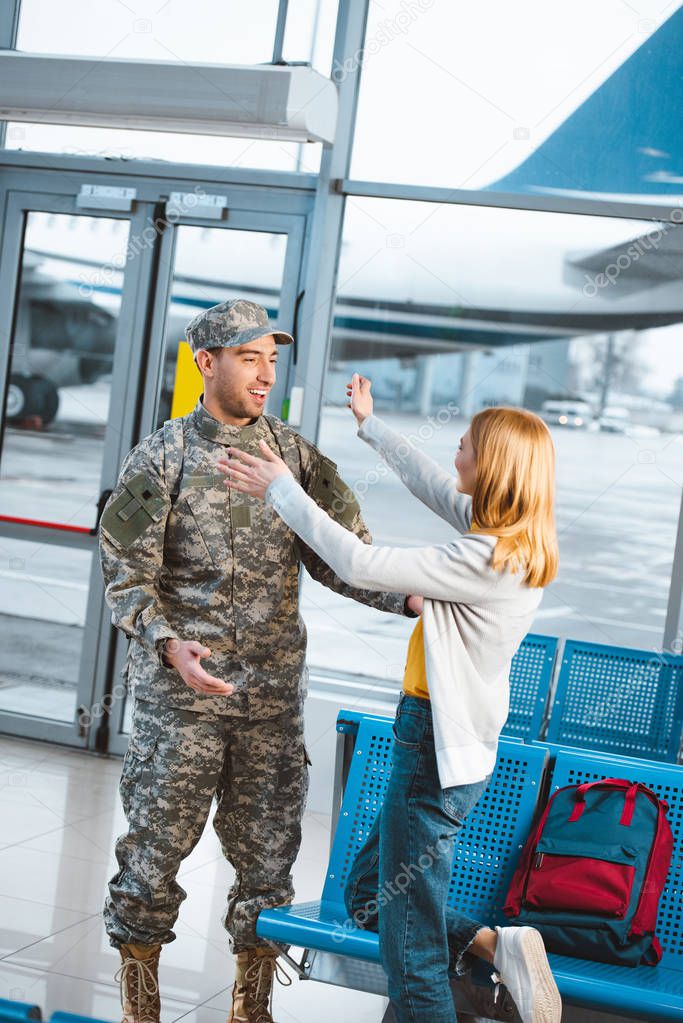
[266,414,544,787]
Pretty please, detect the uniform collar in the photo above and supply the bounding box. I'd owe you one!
[191,397,268,446]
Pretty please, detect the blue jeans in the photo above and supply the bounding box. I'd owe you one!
[344,694,492,1023]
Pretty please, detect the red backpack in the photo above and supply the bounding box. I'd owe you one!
[504,778,674,966]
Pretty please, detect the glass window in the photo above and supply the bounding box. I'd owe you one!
[16,0,281,64]
[7,0,330,171]
[16,0,338,73]
[282,0,338,76]
[349,2,682,202]
[153,225,289,428]
[0,211,128,531]
[0,536,92,722]
[301,197,683,690]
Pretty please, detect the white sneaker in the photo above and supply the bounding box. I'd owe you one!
[492,926,561,1023]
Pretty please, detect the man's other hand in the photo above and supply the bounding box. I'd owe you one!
[163,639,235,696]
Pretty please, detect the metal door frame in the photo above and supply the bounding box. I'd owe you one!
[0,167,312,751]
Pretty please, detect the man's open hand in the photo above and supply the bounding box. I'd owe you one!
[163,639,235,696]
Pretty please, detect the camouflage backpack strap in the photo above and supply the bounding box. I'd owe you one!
[262,415,303,477]
[163,417,185,504]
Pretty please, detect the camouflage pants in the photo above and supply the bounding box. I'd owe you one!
[104,699,309,952]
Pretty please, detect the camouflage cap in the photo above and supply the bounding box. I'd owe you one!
[185,298,293,354]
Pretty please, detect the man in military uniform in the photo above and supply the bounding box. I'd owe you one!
[99,299,413,1023]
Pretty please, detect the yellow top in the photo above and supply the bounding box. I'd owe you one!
[402,616,430,699]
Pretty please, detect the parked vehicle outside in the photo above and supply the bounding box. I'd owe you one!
[541,399,593,428]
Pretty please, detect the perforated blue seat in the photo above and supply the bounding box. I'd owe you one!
[257,712,548,961]
[546,640,683,761]
[504,632,558,740]
[544,748,683,1019]
[259,714,683,1020]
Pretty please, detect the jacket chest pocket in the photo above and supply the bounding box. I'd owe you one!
[257,504,297,566]
[180,488,231,567]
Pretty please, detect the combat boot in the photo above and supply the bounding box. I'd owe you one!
[115,942,162,1023]
[227,946,291,1023]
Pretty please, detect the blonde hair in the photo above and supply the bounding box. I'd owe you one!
[468,406,558,588]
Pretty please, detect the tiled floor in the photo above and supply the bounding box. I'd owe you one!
[0,734,388,1023]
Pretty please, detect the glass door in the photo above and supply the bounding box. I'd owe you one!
[97,208,306,754]
[143,209,305,435]
[0,180,307,751]
[0,191,157,745]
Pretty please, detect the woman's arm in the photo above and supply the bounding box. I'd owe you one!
[358,414,473,533]
[265,474,495,601]
[347,373,472,533]
[218,441,497,602]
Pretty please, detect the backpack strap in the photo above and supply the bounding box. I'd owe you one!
[643,936,663,966]
[163,417,185,504]
[262,415,302,476]
[569,778,663,827]
[569,779,639,826]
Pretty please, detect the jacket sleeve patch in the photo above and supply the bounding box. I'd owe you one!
[311,456,360,529]
[100,471,166,548]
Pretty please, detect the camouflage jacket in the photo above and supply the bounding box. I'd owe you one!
[99,398,408,718]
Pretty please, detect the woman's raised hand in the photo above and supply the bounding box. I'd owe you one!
[217,440,293,500]
[346,372,374,426]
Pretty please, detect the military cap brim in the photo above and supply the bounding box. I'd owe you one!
[191,324,293,352]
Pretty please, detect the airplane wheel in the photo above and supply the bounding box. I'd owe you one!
[6,374,60,427]
[6,378,28,419]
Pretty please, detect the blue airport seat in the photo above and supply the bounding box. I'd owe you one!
[260,716,683,1019]
[0,1001,41,1023]
[335,709,395,739]
[334,632,557,748]
[533,739,681,776]
[50,1014,112,1023]
[544,748,683,1020]
[545,640,683,761]
[257,712,548,964]
[503,633,558,740]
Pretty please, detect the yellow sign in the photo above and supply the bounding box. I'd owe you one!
[170,341,203,419]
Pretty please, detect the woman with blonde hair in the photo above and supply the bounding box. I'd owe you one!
[217,374,561,1023]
